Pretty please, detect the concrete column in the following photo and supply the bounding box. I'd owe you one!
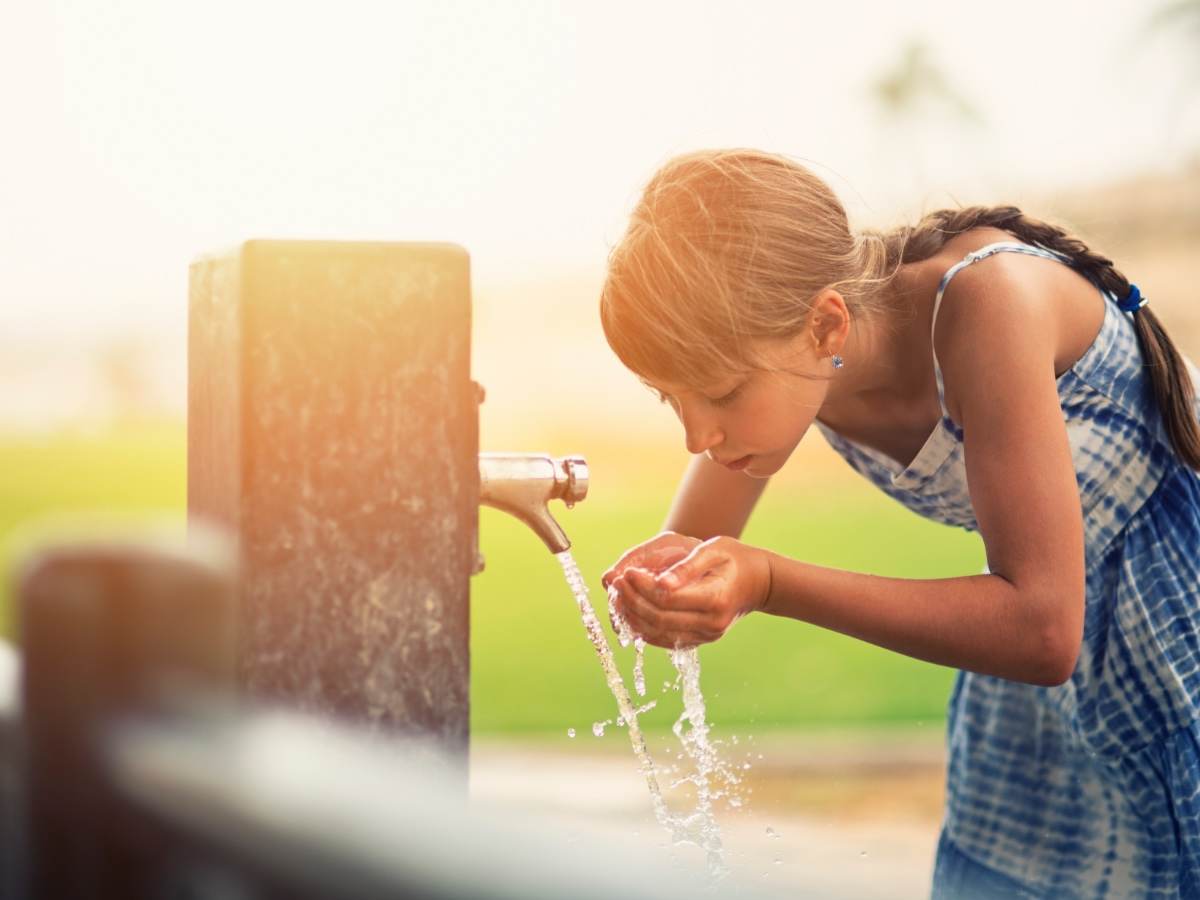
[188,241,476,755]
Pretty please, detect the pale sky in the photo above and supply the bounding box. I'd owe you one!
[1,0,1197,423]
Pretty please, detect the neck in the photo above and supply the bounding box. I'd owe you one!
[821,263,931,414]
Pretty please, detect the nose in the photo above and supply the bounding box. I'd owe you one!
[679,403,723,456]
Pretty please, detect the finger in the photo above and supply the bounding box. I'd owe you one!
[615,576,660,629]
[603,533,697,587]
[640,630,712,651]
[618,577,718,639]
[656,539,730,592]
[603,543,656,588]
[622,608,717,651]
[642,545,693,572]
[625,567,709,613]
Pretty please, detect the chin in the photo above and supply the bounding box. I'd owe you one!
[743,459,775,479]
[746,449,791,478]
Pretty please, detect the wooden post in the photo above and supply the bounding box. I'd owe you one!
[188,241,477,756]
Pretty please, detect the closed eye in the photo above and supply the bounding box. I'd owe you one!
[709,385,742,408]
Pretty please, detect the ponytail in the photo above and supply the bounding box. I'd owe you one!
[878,206,1200,471]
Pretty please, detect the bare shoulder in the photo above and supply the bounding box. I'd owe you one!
[919,227,1088,675]
[929,227,1105,422]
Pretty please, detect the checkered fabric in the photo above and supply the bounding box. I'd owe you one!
[814,242,1200,897]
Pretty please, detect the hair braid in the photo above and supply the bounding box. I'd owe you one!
[884,205,1200,470]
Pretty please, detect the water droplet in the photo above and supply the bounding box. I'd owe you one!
[592,721,607,737]
[765,826,779,839]
[859,850,868,858]
[773,858,782,866]
[567,728,575,738]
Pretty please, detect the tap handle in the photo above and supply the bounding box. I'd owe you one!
[560,456,588,507]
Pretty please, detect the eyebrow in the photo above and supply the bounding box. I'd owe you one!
[639,376,744,398]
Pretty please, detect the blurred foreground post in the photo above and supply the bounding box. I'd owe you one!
[188,242,477,755]
[18,530,237,900]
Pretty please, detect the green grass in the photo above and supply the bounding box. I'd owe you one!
[0,422,985,735]
[472,482,982,735]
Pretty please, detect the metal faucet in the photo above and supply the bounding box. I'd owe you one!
[478,454,589,555]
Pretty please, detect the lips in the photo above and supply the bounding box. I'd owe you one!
[722,454,752,471]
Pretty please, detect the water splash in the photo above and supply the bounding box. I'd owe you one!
[608,589,647,696]
[556,554,671,821]
[556,551,728,879]
[668,647,743,855]
[633,637,647,697]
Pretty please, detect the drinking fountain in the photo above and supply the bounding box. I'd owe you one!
[188,239,589,757]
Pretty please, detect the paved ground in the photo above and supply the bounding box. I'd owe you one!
[470,728,947,898]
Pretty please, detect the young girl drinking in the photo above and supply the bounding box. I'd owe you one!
[599,148,1200,897]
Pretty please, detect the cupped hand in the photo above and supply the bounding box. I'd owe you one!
[601,531,702,589]
[608,536,772,650]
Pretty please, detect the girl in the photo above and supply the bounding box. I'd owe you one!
[599,148,1200,898]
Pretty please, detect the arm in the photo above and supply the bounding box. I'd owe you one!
[619,260,1086,686]
[766,267,1085,684]
[760,558,1069,686]
[663,452,770,540]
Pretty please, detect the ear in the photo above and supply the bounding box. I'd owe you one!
[808,289,851,357]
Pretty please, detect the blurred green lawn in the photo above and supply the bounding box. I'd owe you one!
[0,422,984,736]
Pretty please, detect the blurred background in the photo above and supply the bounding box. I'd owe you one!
[2,0,1198,894]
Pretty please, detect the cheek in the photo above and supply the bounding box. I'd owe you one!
[736,397,819,458]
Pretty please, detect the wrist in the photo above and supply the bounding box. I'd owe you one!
[756,548,775,615]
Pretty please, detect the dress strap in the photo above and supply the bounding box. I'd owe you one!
[930,241,1070,424]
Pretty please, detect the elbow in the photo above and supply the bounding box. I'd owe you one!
[1013,575,1083,687]
[1031,620,1081,687]
[1034,654,1077,688]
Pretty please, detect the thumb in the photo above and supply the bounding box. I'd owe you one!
[655,541,724,592]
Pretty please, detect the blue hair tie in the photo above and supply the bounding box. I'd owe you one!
[1118,284,1148,314]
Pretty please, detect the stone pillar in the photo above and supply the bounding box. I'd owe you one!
[188,241,476,756]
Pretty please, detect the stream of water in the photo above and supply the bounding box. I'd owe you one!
[555,550,738,880]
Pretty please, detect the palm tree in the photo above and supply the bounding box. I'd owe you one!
[1143,0,1200,142]
[1146,0,1200,83]
[870,40,982,128]
[1146,0,1200,42]
[867,39,984,207]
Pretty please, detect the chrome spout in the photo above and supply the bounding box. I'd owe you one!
[478,453,588,554]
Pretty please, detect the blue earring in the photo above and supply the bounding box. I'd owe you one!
[831,354,845,370]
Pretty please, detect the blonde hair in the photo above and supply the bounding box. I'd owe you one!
[600,148,1200,469]
[599,148,893,389]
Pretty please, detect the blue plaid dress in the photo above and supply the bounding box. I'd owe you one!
[814,241,1200,898]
